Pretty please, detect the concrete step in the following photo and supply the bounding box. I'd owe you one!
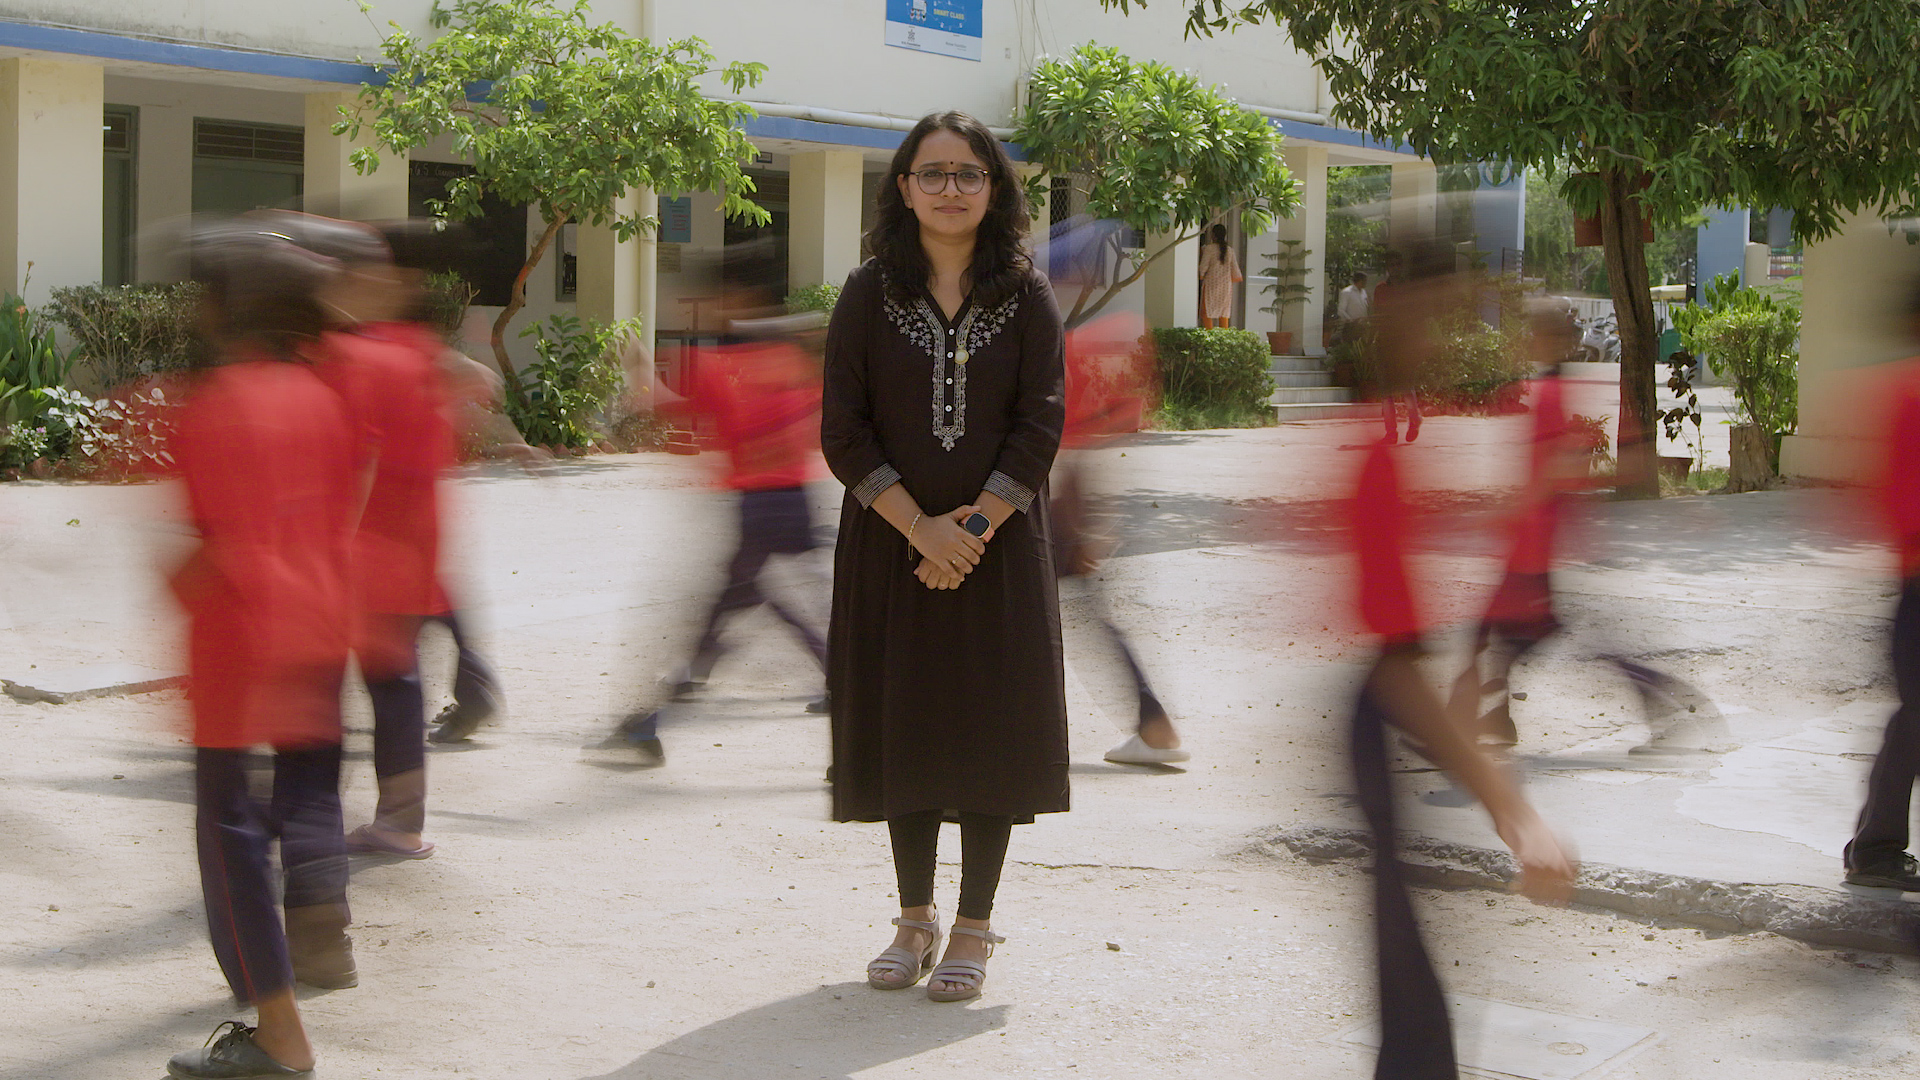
[1270,371,1336,389]
[1269,386,1352,405]
[1272,402,1374,422]
[1269,355,1324,373]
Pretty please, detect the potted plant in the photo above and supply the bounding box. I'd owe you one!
[1672,272,1800,492]
[1256,240,1311,355]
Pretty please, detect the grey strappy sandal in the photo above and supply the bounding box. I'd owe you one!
[926,925,1006,1002]
[866,913,941,990]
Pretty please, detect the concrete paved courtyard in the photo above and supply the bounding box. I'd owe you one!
[2,415,1917,1078]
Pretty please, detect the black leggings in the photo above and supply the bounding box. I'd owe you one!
[888,810,1014,921]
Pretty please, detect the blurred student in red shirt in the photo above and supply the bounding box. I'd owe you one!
[374,220,511,746]
[1445,299,1586,749]
[612,243,827,765]
[275,214,449,862]
[164,224,356,1079]
[1049,310,1189,765]
[1344,242,1574,1079]
[1845,284,1920,893]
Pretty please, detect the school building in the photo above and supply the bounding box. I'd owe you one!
[0,0,1518,372]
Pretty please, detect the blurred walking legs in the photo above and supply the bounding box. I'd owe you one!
[1846,580,1920,888]
[1351,661,1457,1079]
[426,610,502,743]
[679,486,828,687]
[1382,393,1422,444]
[350,616,434,858]
[196,740,352,1001]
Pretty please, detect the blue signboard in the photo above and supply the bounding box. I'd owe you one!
[658,195,692,244]
[885,0,983,62]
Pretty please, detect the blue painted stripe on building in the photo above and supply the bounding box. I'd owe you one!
[1269,116,1413,156]
[0,20,386,84]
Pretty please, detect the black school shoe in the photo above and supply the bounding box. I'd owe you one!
[1844,853,1920,891]
[428,691,500,743]
[167,1022,311,1078]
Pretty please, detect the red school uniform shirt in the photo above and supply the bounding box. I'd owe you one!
[169,357,356,748]
[314,326,454,622]
[1349,438,1425,644]
[1879,357,1920,579]
[1501,369,1573,578]
[1061,311,1150,450]
[674,340,821,491]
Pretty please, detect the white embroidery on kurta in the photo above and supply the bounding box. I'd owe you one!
[883,285,1021,451]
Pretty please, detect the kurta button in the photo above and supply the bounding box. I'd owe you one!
[947,328,955,334]
[946,378,953,384]
[945,405,953,411]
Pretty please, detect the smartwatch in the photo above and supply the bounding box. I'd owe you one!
[961,511,991,537]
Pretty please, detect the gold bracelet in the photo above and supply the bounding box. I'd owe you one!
[906,511,922,551]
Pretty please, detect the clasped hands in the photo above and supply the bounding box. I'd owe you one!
[911,504,992,590]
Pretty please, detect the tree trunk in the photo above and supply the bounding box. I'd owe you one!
[1597,166,1659,499]
[493,212,568,416]
[1728,423,1773,492]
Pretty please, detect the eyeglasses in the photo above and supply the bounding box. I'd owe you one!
[912,167,989,195]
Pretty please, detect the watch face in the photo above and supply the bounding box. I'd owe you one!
[963,512,990,537]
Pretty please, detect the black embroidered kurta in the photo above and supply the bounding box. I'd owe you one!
[822,259,1069,823]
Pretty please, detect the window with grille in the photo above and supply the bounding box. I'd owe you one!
[193,119,303,164]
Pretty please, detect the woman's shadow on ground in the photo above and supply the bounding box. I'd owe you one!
[576,982,1008,1080]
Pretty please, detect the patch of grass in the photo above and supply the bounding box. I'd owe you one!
[1149,399,1276,431]
[1658,463,1731,496]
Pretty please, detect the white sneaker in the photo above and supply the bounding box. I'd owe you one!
[1104,733,1191,765]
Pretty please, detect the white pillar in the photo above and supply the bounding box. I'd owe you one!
[134,104,193,282]
[578,188,656,337]
[1743,241,1771,289]
[1143,230,1198,329]
[303,91,409,221]
[1277,144,1328,355]
[1779,207,1920,482]
[1389,159,1438,246]
[0,58,102,303]
[787,150,864,293]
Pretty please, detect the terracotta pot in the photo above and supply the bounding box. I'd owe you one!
[1266,331,1293,355]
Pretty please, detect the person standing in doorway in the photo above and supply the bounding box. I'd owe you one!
[822,111,1068,1003]
[1335,271,1371,343]
[1197,222,1241,329]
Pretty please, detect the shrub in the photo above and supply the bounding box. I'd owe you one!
[1146,327,1273,429]
[1673,273,1798,441]
[505,313,636,449]
[0,384,178,478]
[421,272,476,345]
[42,282,203,389]
[784,282,841,314]
[1415,311,1532,415]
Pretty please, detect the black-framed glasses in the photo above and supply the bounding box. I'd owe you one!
[912,167,988,195]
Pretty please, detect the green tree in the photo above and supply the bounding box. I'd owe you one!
[1013,43,1298,328]
[336,0,768,408]
[1101,0,1920,497]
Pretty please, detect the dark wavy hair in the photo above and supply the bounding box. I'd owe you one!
[865,111,1031,309]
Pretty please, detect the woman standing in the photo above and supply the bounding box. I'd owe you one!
[822,111,1067,1002]
[1196,222,1241,329]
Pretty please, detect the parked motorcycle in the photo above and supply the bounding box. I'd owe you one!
[1575,314,1620,364]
